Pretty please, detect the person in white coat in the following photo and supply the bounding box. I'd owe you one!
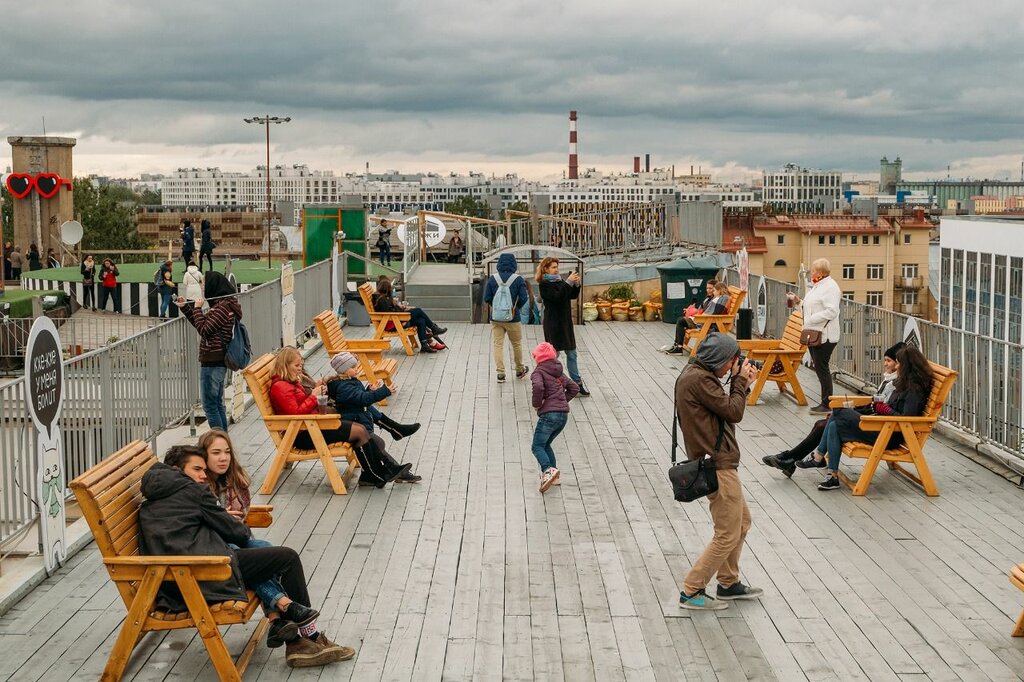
[182,260,205,302]
[785,258,842,415]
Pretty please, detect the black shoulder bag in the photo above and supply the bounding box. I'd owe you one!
[668,382,722,502]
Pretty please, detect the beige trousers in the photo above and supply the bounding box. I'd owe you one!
[491,321,524,374]
[682,468,752,595]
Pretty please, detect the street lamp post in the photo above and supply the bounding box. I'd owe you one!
[243,115,291,268]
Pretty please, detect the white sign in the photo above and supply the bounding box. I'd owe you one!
[25,316,66,572]
[281,262,296,347]
[755,276,768,336]
[686,278,704,288]
[903,316,921,349]
[666,281,688,299]
[398,215,447,248]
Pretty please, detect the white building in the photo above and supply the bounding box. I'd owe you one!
[763,163,842,212]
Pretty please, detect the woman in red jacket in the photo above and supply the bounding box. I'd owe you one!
[268,347,410,487]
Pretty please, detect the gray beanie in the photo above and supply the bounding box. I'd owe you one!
[695,332,740,371]
[330,352,359,375]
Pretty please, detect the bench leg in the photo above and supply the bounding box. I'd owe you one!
[308,424,348,495]
[174,568,241,682]
[398,329,416,356]
[746,365,771,406]
[260,424,300,495]
[783,362,807,405]
[102,566,166,682]
[1014,609,1024,637]
[236,617,270,676]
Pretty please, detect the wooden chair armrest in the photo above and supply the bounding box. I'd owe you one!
[245,505,274,529]
[105,555,231,566]
[856,415,938,431]
[369,312,412,321]
[692,314,730,324]
[262,415,342,429]
[828,395,872,408]
[105,556,232,582]
[343,340,391,352]
[747,348,805,359]
[738,340,780,350]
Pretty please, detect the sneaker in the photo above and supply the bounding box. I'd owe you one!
[396,469,422,483]
[539,467,559,493]
[515,366,529,379]
[762,453,796,479]
[267,618,300,648]
[715,582,764,601]
[818,475,841,491]
[679,589,729,611]
[665,344,685,355]
[312,633,356,662]
[576,379,591,396]
[430,339,447,351]
[794,454,826,469]
[286,637,335,668]
[808,404,831,415]
[420,343,437,354]
[497,373,506,383]
[283,602,320,628]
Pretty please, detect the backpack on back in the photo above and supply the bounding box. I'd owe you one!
[224,317,252,371]
[491,272,520,322]
[153,268,163,287]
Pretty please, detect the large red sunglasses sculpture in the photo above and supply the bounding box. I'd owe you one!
[5,173,74,199]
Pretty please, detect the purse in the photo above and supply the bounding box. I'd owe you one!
[799,320,829,347]
[668,381,722,503]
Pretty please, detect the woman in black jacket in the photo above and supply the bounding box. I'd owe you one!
[815,346,933,491]
[372,278,447,353]
[536,256,589,396]
[80,255,96,310]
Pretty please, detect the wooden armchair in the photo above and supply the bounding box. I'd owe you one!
[69,441,274,682]
[1008,564,1024,636]
[738,310,808,406]
[243,352,359,495]
[684,286,747,356]
[313,309,397,401]
[358,282,418,356]
[831,362,958,496]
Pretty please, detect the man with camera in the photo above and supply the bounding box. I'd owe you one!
[675,332,763,610]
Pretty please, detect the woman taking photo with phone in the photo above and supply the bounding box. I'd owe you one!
[536,256,590,396]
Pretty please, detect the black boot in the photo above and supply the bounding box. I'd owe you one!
[375,440,422,483]
[359,438,412,484]
[376,413,420,441]
[431,323,447,337]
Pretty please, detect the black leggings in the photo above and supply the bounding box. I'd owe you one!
[293,421,353,449]
[82,283,95,309]
[781,419,827,462]
[236,546,311,608]
[200,250,214,272]
[808,342,837,403]
[674,316,697,345]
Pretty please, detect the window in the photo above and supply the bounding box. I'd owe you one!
[902,291,919,305]
[904,233,912,244]
[902,263,918,278]
[818,236,825,245]
[868,320,882,334]
[868,346,882,361]
[866,291,884,306]
[828,235,836,245]
[842,264,855,279]
[867,264,884,280]
[873,235,880,245]
[843,292,855,301]
[842,319,854,334]
[862,235,870,245]
[840,235,848,245]
[774,259,787,267]
[843,346,855,362]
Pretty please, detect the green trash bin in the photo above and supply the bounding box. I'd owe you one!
[656,256,722,324]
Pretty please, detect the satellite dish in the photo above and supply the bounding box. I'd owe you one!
[60,220,83,246]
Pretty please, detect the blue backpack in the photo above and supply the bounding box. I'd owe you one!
[224,317,252,371]
[491,272,520,322]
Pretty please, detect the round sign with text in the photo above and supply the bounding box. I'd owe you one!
[25,316,64,439]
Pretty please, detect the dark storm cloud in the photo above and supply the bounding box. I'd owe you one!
[1,0,1022,179]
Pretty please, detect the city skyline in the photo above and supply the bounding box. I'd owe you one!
[2,1,1022,183]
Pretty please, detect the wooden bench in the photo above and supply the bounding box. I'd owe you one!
[738,310,808,406]
[68,441,274,682]
[684,286,747,356]
[358,282,419,356]
[243,352,359,495]
[831,361,958,496]
[313,309,397,402]
[1008,564,1024,636]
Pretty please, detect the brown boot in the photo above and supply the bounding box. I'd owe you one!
[286,637,334,668]
[314,633,356,662]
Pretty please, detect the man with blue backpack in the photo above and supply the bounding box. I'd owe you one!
[484,253,530,384]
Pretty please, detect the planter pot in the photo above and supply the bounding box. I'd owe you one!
[628,306,644,321]
[582,303,599,322]
[597,302,612,321]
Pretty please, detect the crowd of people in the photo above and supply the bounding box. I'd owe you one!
[3,241,56,280]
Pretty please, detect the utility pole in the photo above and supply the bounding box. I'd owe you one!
[244,115,291,268]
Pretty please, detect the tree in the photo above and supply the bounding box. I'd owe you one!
[0,185,12,243]
[138,188,161,205]
[73,179,150,252]
[504,200,529,219]
[445,195,490,219]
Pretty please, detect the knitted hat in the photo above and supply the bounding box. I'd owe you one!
[694,332,739,372]
[532,342,557,364]
[884,341,906,361]
[330,352,359,374]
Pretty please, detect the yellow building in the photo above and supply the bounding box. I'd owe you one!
[752,211,932,317]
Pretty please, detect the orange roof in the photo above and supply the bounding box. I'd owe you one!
[721,225,767,253]
[791,215,895,234]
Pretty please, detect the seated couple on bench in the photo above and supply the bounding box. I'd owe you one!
[140,445,353,669]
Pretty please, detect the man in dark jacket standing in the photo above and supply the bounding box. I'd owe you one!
[675,332,762,611]
[180,219,196,267]
[139,446,354,667]
[199,219,216,272]
[483,253,530,383]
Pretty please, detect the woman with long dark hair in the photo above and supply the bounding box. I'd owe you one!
[536,256,590,396]
[814,346,933,491]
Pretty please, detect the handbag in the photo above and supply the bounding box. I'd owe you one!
[667,381,722,503]
[799,320,829,347]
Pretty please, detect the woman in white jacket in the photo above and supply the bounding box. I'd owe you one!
[182,260,205,302]
[786,258,842,415]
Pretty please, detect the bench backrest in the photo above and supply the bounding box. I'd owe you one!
[69,440,156,562]
[923,361,958,424]
[313,310,344,356]
[725,286,746,315]
[242,352,279,424]
[780,310,805,351]
[358,282,378,314]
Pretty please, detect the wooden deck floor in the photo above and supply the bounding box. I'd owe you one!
[4,321,1024,681]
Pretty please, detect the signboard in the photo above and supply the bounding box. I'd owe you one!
[738,247,749,292]
[666,281,688,299]
[280,262,296,347]
[755,276,768,336]
[397,215,447,248]
[903,316,921,349]
[25,316,66,572]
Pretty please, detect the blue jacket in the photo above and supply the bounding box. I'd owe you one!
[182,224,195,252]
[327,376,390,432]
[483,253,529,322]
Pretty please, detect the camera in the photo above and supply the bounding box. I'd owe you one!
[737,354,763,372]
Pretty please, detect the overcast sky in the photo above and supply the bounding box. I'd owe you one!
[2,1,1022,183]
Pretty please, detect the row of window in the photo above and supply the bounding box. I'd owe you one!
[813,233,914,246]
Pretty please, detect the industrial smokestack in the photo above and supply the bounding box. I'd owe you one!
[645,154,650,173]
[568,111,578,180]
[633,157,641,174]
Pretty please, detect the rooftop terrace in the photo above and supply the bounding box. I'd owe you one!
[3,321,1024,680]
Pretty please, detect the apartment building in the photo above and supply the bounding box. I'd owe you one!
[751,210,932,316]
[762,163,843,212]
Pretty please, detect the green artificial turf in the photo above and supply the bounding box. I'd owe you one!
[19,259,289,286]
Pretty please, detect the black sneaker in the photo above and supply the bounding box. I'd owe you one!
[818,475,841,491]
[283,603,320,628]
[576,379,591,396]
[808,404,831,415]
[515,366,529,379]
[795,455,826,469]
[396,469,422,483]
[267,618,300,648]
[420,343,437,354]
[762,453,796,478]
[665,345,685,355]
[678,588,729,611]
[496,373,506,383]
[715,582,764,601]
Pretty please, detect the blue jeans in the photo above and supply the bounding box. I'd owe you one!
[379,244,391,265]
[560,350,581,383]
[822,418,843,471]
[405,307,434,343]
[200,365,228,430]
[531,411,568,472]
[159,290,173,317]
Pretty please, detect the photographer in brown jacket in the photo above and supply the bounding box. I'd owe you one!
[674,332,763,610]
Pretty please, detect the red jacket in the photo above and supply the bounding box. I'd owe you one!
[269,377,318,415]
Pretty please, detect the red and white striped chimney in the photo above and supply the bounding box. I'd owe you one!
[568,110,578,180]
